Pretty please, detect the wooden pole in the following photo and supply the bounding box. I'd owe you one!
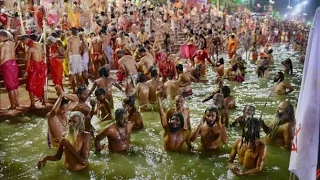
[217,0,220,11]
[17,1,26,35]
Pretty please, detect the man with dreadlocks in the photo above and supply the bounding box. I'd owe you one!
[229,118,267,176]
[273,71,294,95]
[37,111,91,171]
[260,101,295,150]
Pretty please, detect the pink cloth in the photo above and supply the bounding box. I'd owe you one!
[47,14,58,25]
[179,44,196,59]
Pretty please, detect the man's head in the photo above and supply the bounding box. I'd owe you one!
[95,88,106,102]
[70,27,78,36]
[58,97,69,116]
[274,71,285,83]
[136,72,146,83]
[0,30,8,42]
[176,64,183,73]
[276,101,295,123]
[150,68,158,78]
[67,111,85,146]
[174,95,184,109]
[243,105,255,119]
[98,66,109,78]
[204,107,219,127]
[21,35,32,46]
[168,113,184,133]
[242,117,260,150]
[212,93,224,109]
[76,86,88,102]
[115,108,128,127]
[138,47,147,57]
[46,36,56,46]
[115,49,125,58]
[221,86,231,98]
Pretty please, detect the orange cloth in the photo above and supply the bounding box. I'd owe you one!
[34,6,44,30]
[228,38,238,59]
[26,60,47,98]
[49,43,63,88]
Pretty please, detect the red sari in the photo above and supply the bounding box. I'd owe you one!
[26,60,47,98]
[0,59,19,91]
[49,43,63,88]
[34,5,45,30]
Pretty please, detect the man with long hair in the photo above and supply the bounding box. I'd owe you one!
[229,117,267,175]
[190,107,228,151]
[37,111,91,171]
[94,108,134,152]
[260,101,295,150]
[273,71,294,95]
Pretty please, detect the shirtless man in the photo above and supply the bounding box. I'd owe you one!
[0,30,19,110]
[93,88,112,122]
[221,86,236,109]
[71,86,95,136]
[137,47,155,75]
[157,91,193,152]
[229,118,266,175]
[213,93,230,127]
[67,28,84,93]
[135,72,150,111]
[7,12,21,41]
[117,49,138,93]
[95,108,134,152]
[146,68,164,104]
[260,101,295,150]
[22,35,46,108]
[89,66,123,109]
[79,32,89,85]
[190,107,228,151]
[47,86,78,148]
[273,71,294,95]
[89,31,105,78]
[165,95,191,131]
[103,28,116,67]
[38,111,91,171]
[122,96,144,131]
[176,64,197,97]
[231,105,255,128]
[164,78,180,100]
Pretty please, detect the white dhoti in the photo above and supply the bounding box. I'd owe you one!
[104,45,113,66]
[82,52,89,71]
[69,54,83,74]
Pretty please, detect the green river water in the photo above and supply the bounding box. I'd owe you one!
[0,45,302,180]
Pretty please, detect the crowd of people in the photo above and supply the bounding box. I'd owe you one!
[0,0,309,176]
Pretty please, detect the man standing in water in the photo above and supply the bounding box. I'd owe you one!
[165,95,191,131]
[0,30,19,110]
[273,71,294,95]
[95,108,134,152]
[229,118,266,175]
[260,101,295,149]
[213,93,230,127]
[156,91,193,152]
[47,85,78,148]
[37,111,91,171]
[190,107,228,151]
[231,105,255,128]
[22,35,46,108]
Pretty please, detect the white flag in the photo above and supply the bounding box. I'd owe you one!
[288,7,320,180]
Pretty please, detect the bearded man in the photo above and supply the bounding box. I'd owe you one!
[37,111,91,171]
[190,107,228,151]
[212,93,229,127]
[273,71,294,95]
[260,101,295,150]
[231,105,255,128]
[229,118,267,176]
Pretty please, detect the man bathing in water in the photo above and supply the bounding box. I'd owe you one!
[190,107,228,151]
[47,86,78,148]
[260,101,295,150]
[164,77,180,100]
[146,68,164,104]
[212,93,230,127]
[93,88,112,122]
[135,72,150,111]
[273,71,294,95]
[89,31,105,78]
[137,47,155,75]
[89,66,123,109]
[176,64,197,97]
[0,30,19,110]
[231,105,255,128]
[38,111,91,171]
[122,96,144,131]
[229,118,266,175]
[165,95,191,131]
[95,108,133,152]
[156,91,193,152]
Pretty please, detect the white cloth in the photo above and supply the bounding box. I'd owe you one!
[82,52,89,71]
[69,54,83,74]
[289,7,320,180]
